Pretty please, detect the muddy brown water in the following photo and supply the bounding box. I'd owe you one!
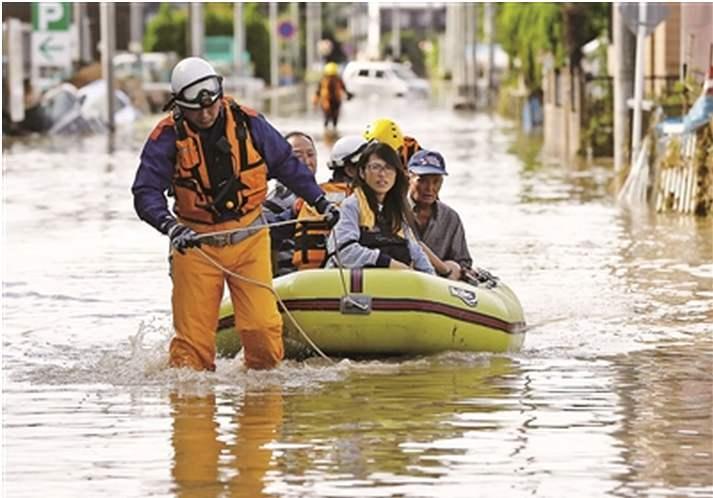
[3,97,711,498]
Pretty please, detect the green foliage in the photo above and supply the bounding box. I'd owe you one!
[496,3,609,91]
[244,3,270,82]
[143,3,271,82]
[497,3,563,89]
[204,3,234,36]
[399,31,427,77]
[143,4,187,55]
[656,76,703,117]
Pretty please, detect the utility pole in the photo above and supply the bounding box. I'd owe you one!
[367,1,380,60]
[306,3,316,77]
[188,3,204,57]
[484,3,495,106]
[613,3,635,173]
[74,3,92,64]
[233,3,245,77]
[270,2,278,88]
[391,5,401,60]
[100,2,116,133]
[630,2,647,170]
[129,3,143,54]
[290,2,299,76]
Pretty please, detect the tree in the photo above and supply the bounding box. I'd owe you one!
[496,3,609,91]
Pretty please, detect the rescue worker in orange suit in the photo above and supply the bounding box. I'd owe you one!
[363,117,421,170]
[131,57,339,371]
[313,62,353,130]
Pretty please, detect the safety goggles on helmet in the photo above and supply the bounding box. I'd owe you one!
[328,140,372,170]
[174,75,223,109]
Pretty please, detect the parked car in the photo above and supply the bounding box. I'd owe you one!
[341,61,430,99]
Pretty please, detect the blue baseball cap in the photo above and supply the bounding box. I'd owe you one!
[407,149,448,176]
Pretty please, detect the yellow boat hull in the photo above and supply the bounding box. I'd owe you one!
[217,269,526,358]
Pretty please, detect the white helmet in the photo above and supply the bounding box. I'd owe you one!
[328,135,369,170]
[169,57,223,109]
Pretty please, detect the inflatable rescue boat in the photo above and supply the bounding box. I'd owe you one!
[217,268,526,358]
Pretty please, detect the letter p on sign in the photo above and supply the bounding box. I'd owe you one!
[32,3,71,32]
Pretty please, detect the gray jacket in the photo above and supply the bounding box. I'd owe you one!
[325,195,435,274]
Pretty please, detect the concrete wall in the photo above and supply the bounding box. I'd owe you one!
[543,66,584,163]
[681,3,713,80]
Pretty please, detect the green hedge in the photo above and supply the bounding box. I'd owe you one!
[144,3,271,83]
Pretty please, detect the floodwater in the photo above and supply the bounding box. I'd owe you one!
[2,95,712,498]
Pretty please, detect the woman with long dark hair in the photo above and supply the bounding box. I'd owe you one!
[325,141,434,273]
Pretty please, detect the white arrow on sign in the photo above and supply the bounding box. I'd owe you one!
[32,31,71,66]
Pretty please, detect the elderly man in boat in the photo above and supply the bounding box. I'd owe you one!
[407,149,473,281]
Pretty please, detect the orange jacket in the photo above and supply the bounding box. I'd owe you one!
[170,98,268,224]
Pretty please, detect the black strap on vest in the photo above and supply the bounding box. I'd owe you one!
[359,228,412,266]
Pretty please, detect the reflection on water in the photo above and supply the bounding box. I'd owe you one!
[2,100,712,497]
[171,390,283,498]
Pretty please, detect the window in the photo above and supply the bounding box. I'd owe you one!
[374,70,384,79]
[357,69,369,77]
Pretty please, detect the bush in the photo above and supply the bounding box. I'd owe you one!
[144,3,271,83]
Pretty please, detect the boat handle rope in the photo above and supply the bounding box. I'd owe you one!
[191,212,363,363]
[196,246,334,364]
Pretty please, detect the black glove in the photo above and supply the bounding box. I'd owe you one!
[167,222,202,254]
[314,196,340,229]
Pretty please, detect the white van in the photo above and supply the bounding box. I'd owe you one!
[342,61,430,99]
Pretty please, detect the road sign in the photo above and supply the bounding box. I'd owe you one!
[619,3,668,36]
[278,20,296,39]
[32,2,71,31]
[32,31,71,66]
[32,3,73,90]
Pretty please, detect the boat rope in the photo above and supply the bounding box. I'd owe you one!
[194,214,366,309]
[195,246,334,364]
[191,211,368,360]
[194,216,317,240]
[330,230,370,312]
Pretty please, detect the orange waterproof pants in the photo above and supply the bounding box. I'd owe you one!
[169,224,284,370]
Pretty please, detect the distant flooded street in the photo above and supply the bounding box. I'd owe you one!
[3,96,712,498]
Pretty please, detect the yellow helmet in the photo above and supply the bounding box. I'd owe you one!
[363,118,404,152]
[324,62,339,76]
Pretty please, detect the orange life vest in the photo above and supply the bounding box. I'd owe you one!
[401,135,422,169]
[170,98,267,225]
[291,181,352,269]
[314,76,346,113]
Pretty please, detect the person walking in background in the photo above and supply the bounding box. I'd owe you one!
[325,141,433,274]
[314,62,352,132]
[131,57,339,371]
[407,149,472,281]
